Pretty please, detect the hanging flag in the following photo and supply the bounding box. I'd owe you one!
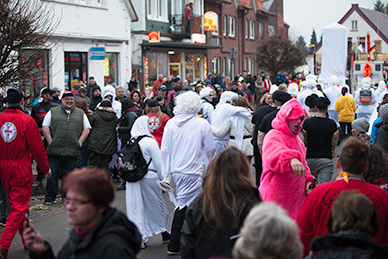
[358,44,365,53]
[369,45,376,55]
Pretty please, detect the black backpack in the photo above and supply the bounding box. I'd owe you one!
[117,135,152,182]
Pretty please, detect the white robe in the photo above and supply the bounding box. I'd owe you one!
[126,116,169,243]
[211,103,250,153]
[161,113,215,209]
[355,84,377,120]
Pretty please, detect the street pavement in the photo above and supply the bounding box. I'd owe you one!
[7,189,176,259]
[6,146,340,259]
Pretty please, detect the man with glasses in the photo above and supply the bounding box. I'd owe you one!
[31,88,59,187]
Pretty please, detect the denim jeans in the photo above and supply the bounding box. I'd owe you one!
[79,146,88,168]
[45,155,77,201]
[0,180,10,219]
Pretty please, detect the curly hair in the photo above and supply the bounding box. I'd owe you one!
[364,143,388,185]
[174,91,201,114]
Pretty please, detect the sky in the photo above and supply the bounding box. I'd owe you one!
[284,0,376,44]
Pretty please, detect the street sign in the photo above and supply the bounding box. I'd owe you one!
[90,47,105,60]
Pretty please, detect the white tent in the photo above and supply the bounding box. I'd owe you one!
[318,23,348,87]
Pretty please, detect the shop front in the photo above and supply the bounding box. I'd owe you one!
[140,41,221,93]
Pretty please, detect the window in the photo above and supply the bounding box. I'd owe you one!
[147,0,167,21]
[351,20,358,30]
[223,15,227,36]
[212,57,220,75]
[245,19,249,39]
[229,16,235,37]
[228,58,234,78]
[244,58,247,71]
[259,23,264,39]
[268,25,275,37]
[249,21,255,39]
[104,53,119,86]
[222,57,226,74]
[248,58,254,74]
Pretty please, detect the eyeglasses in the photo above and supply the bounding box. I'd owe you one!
[63,197,91,207]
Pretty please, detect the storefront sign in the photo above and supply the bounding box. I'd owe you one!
[148,31,160,43]
[144,57,149,86]
[191,34,206,44]
[204,12,218,32]
[90,47,105,60]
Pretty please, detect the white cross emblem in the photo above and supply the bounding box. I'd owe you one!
[1,122,17,143]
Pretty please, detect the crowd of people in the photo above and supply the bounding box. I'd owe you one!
[0,71,388,258]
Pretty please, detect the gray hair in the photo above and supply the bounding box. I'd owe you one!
[233,203,303,259]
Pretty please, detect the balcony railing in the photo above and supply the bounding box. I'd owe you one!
[170,14,203,38]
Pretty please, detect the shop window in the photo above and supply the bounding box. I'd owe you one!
[21,49,50,103]
[146,52,168,85]
[185,54,204,84]
[104,53,119,86]
[212,57,220,75]
[64,52,88,90]
[229,16,235,37]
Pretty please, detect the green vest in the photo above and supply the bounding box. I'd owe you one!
[46,105,84,157]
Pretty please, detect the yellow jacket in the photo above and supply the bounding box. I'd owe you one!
[335,95,357,123]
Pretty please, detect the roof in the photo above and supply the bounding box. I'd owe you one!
[125,0,138,22]
[261,0,274,11]
[316,4,388,52]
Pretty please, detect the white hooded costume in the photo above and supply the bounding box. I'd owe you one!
[354,77,376,121]
[324,75,342,127]
[102,85,122,118]
[287,83,299,98]
[126,116,169,245]
[199,87,214,124]
[297,78,324,111]
[161,91,215,209]
[211,91,251,153]
[376,80,388,103]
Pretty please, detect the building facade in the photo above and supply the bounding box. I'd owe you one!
[22,0,138,97]
[131,0,288,91]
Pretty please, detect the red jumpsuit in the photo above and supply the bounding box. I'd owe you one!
[0,108,49,250]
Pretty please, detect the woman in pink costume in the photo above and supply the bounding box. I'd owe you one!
[259,99,314,220]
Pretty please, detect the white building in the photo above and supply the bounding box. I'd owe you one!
[314,4,388,85]
[28,0,138,95]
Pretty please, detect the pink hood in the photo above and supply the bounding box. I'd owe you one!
[271,99,309,136]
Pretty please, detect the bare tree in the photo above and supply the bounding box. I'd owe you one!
[256,36,305,84]
[0,0,56,89]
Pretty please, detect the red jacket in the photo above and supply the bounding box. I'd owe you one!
[0,108,50,178]
[297,178,388,257]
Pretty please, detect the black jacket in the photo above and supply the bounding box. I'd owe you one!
[88,107,118,155]
[118,110,138,143]
[306,232,388,259]
[181,188,260,259]
[30,207,142,259]
[375,120,388,154]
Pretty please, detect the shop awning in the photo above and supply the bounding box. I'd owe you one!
[204,0,232,4]
[141,41,224,50]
